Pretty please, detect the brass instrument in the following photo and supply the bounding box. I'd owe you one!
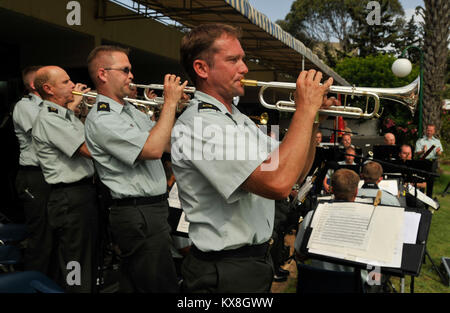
[240,77,420,119]
[248,112,269,125]
[72,87,191,117]
[129,83,195,102]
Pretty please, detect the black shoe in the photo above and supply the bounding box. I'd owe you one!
[277,267,290,277]
[273,274,288,283]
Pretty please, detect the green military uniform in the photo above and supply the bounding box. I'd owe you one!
[32,100,98,293]
[84,94,178,293]
[12,93,52,275]
[171,91,279,292]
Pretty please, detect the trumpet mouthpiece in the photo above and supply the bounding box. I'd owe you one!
[241,79,259,87]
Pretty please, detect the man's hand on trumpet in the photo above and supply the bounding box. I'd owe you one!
[162,74,189,111]
[68,83,90,114]
[294,69,334,121]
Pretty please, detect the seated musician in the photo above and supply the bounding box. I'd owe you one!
[383,132,396,145]
[357,161,401,206]
[323,147,356,193]
[398,144,427,190]
[295,169,358,271]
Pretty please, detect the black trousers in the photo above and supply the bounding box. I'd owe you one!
[181,245,274,293]
[15,167,52,275]
[47,183,98,293]
[109,200,179,293]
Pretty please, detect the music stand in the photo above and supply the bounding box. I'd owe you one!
[338,164,361,175]
[373,145,399,161]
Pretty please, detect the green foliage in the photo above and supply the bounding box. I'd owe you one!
[335,54,419,87]
[278,0,408,65]
[335,54,420,144]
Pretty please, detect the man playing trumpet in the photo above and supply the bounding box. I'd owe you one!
[171,23,338,293]
[84,45,187,292]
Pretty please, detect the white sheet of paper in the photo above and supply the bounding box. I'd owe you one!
[176,211,189,234]
[168,183,182,209]
[378,180,399,197]
[308,202,404,268]
[407,185,439,209]
[358,180,398,197]
[403,211,421,244]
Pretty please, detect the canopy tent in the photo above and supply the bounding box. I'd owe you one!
[109,0,350,86]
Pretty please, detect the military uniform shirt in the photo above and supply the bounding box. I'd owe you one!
[84,94,166,199]
[171,91,279,252]
[357,187,401,206]
[12,93,43,166]
[415,136,443,160]
[32,100,94,184]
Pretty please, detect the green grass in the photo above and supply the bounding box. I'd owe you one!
[283,162,450,293]
[389,162,450,293]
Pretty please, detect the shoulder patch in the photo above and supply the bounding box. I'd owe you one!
[198,102,220,112]
[97,101,110,112]
[47,106,58,114]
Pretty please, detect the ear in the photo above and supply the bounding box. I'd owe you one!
[193,59,209,79]
[98,68,108,84]
[377,177,382,184]
[42,83,53,96]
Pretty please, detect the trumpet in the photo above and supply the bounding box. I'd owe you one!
[129,83,195,102]
[72,88,190,117]
[240,76,420,119]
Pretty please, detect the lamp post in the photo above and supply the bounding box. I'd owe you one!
[391,45,424,137]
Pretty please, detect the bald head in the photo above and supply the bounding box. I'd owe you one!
[34,66,74,106]
[384,133,396,145]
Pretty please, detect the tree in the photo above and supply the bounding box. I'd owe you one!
[277,0,405,63]
[420,0,449,135]
[391,14,424,63]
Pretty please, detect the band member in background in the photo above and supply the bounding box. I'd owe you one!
[12,65,53,276]
[32,65,98,292]
[85,45,187,292]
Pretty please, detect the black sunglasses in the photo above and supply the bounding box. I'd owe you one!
[103,67,132,74]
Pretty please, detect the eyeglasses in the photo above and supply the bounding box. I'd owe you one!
[103,67,132,74]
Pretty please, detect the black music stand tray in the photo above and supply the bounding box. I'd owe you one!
[373,145,399,161]
[300,206,432,293]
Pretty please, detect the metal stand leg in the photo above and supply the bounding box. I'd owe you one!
[400,277,405,293]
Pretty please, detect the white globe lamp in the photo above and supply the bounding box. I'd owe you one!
[391,58,412,77]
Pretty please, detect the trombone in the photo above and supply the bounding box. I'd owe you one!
[240,77,420,119]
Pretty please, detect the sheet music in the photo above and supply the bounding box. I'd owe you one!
[407,185,439,209]
[309,203,373,250]
[378,179,399,196]
[308,202,404,267]
[358,180,398,196]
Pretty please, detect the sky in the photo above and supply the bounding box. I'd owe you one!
[247,0,425,23]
